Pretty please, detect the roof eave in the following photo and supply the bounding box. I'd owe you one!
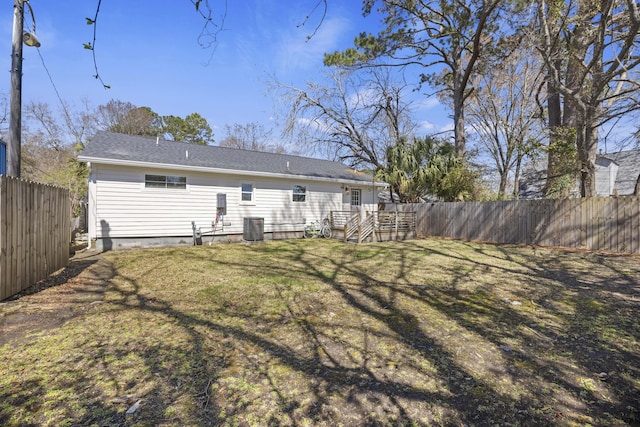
[79,156,387,187]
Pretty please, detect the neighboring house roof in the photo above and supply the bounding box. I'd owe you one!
[79,131,383,186]
[598,149,640,196]
[519,148,640,198]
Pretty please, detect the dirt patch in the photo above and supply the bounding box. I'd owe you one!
[0,250,114,346]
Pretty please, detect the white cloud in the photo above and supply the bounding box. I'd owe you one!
[440,123,455,133]
[276,15,350,74]
[296,117,332,133]
[417,120,437,133]
[414,96,442,110]
[347,87,378,108]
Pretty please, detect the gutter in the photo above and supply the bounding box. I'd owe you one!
[77,155,387,188]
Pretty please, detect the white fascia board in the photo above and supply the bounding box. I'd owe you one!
[78,156,387,187]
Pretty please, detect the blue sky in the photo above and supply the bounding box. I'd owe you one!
[2,1,637,157]
[0,1,451,145]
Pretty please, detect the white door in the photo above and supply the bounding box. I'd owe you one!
[350,189,361,211]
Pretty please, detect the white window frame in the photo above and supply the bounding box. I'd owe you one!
[144,174,187,189]
[350,188,361,206]
[292,184,306,202]
[241,183,254,203]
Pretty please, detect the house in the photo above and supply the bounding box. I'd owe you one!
[519,148,640,199]
[78,131,385,250]
[595,149,640,196]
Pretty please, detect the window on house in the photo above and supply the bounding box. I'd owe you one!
[292,185,306,202]
[145,174,186,189]
[350,188,361,206]
[241,183,254,202]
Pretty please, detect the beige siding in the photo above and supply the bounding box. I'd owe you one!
[89,164,361,238]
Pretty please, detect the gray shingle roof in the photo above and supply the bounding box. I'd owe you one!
[79,131,377,184]
[519,148,640,198]
[599,149,640,195]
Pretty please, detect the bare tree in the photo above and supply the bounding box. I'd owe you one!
[467,31,546,198]
[276,67,415,170]
[23,102,94,214]
[0,93,8,130]
[325,0,514,160]
[26,100,96,150]
[537,0,640,197]
[218,122,288,153]
[95,99,161,137]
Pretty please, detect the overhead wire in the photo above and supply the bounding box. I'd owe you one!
[22,2,76,139]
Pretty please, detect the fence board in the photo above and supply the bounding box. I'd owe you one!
[0,178,6,300]
[0,177,70,301]
[10,179,17,296]
[631,197,639,254]
[385,196,640,254]
[579,198,587,249]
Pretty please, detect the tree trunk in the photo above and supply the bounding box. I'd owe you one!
[498,172,508,199]
[453,86,466,159]
[564,0,597,197]
[513,155,522,200]
[577,118,598,197]
[544,69,565,195]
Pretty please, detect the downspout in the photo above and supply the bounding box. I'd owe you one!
[372,172,376,211]
[87,162,96,249]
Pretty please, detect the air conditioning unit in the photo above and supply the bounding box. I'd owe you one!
[243,217,264,241]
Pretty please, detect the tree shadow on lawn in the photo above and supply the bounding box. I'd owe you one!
[401,239,640,423]
[0,255,129,426]
[3,240,639,426]
[101,259,451,425]
[112,241,636,424]
[2,254,229,426]
[82,257,227,426]
[0,253,108,347]
[298,252,554,425]
[3,256,99,300]
[279,239,640,424]
[104,240,640,425]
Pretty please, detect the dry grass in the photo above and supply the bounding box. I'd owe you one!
[1,238,639,426]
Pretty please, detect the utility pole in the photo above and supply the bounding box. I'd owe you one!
[8,0,25,178]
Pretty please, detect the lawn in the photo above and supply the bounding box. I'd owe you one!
[1,238,639,426]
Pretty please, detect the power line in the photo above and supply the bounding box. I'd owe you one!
[22,12,75,134]
[33,47,74,128]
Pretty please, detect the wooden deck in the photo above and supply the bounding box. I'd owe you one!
[329,211,416,243]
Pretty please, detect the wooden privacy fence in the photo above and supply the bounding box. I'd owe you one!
[389,196,640,254]
[0,176,71,300]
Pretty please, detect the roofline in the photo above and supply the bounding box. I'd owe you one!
[78,155,387,187]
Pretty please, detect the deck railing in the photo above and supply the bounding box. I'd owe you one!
[344,213,360,241]
[358,214,375,243]
[329,210,416,243]
[329,211,352,229]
